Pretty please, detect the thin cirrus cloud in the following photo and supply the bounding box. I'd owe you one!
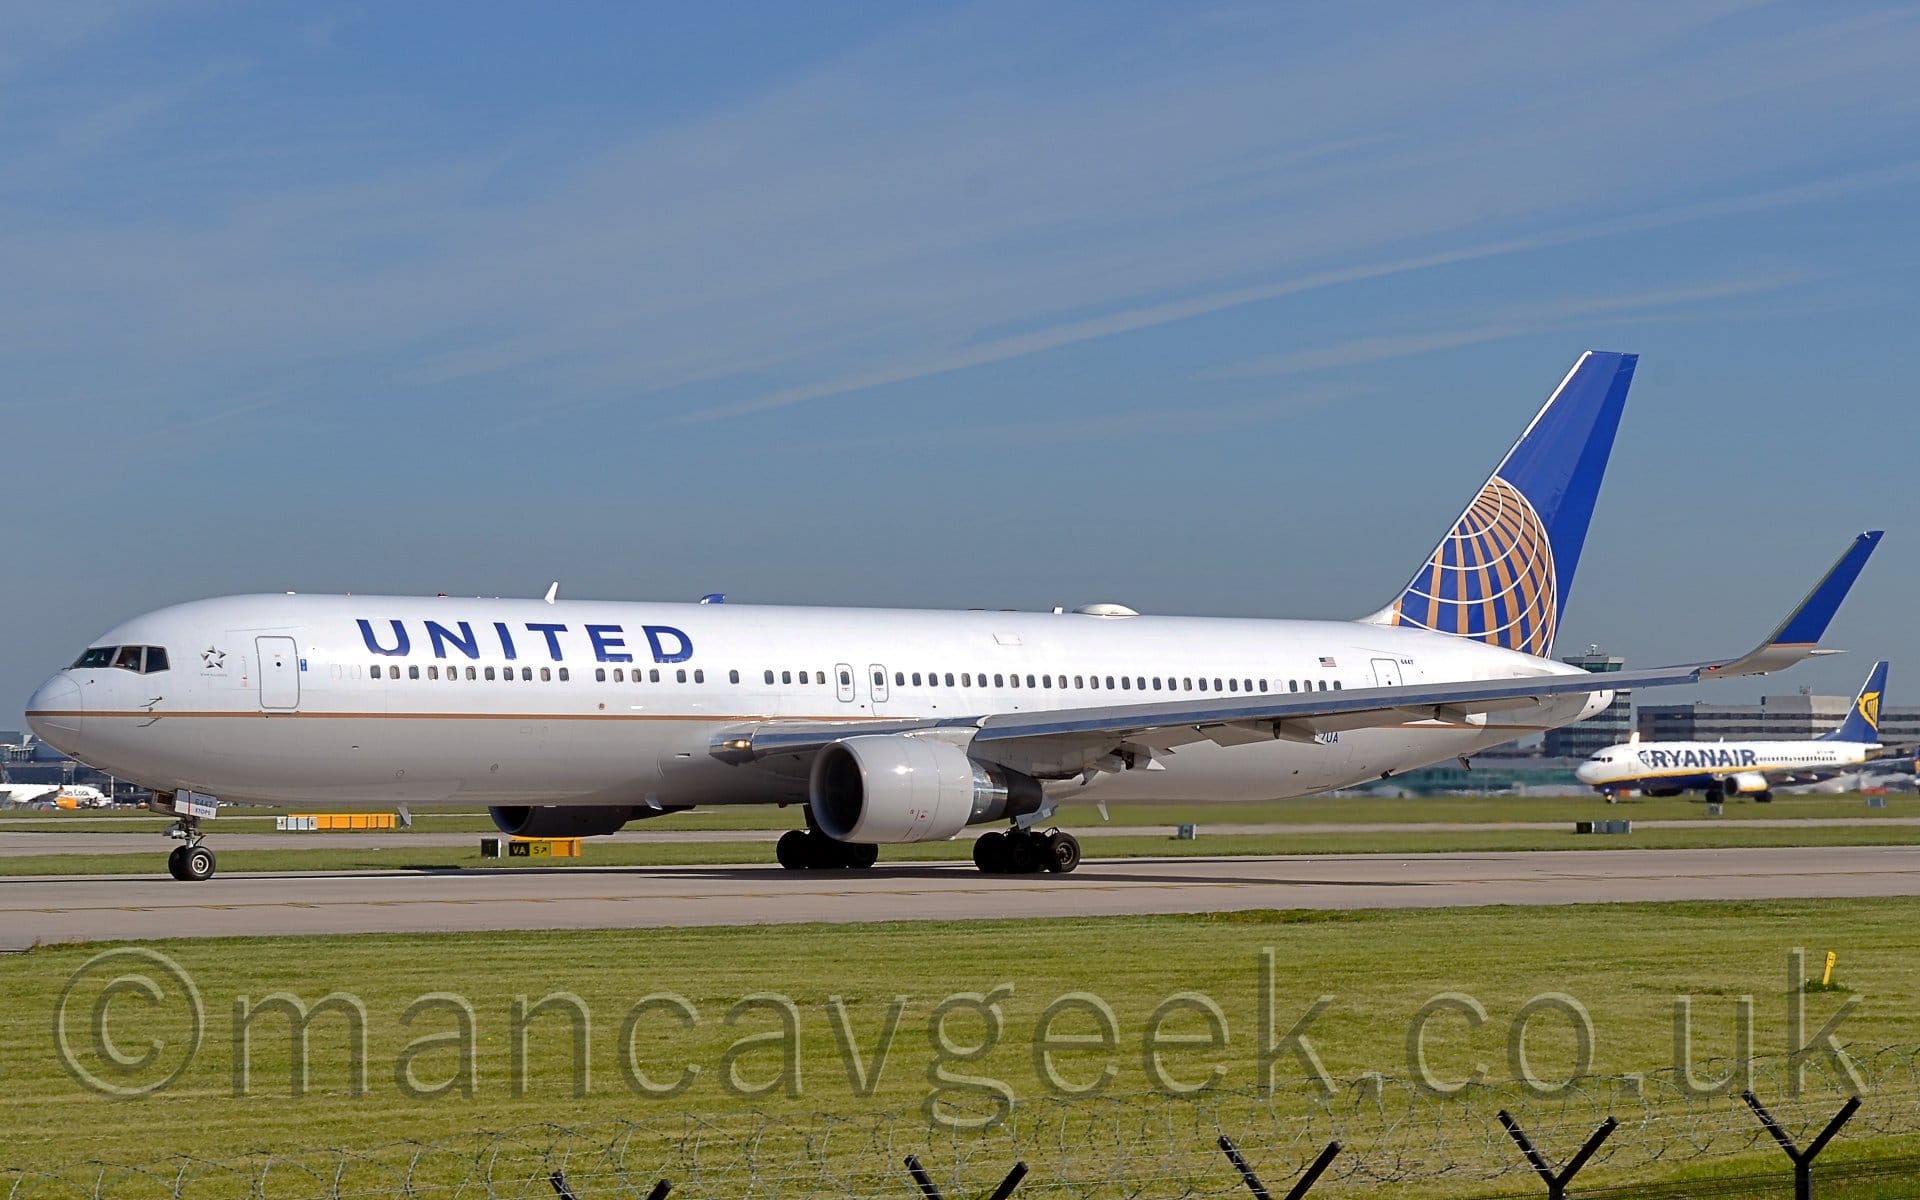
[658,160,1895,429]
[1200,274,1824,380]
[9,1,1920,449]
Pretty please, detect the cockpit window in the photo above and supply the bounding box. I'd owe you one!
[71,645,171,673]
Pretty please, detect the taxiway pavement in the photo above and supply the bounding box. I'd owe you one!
[1,844,1914,947]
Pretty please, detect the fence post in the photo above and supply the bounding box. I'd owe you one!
[903,1155,1027,1200]
[1742,1091,1861,1200]
[1497,1111,1617,1200]
[1218,1134,1342,1200]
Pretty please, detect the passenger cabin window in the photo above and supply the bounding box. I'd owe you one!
[558,668,570,682]
[694,669,705,684]
[676,668,688,683]
[730,670,740,684]
[841,669,852,687]
[389,665,400,679]
[767,670,777,685]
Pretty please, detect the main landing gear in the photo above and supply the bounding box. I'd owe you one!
[776,828,880,870]
[165,815,216,881]
[973,828,1080,875]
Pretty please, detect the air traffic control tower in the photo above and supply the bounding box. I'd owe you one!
[1542,646,1631,759]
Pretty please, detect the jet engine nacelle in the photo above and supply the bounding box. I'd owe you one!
[1722,772,1770,796]
[809,735,1045,843]
[488,805,640,838]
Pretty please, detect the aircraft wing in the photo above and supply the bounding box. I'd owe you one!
[714,532,1881,775]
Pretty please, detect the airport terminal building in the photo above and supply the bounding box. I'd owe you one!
[1636,692,1920,745]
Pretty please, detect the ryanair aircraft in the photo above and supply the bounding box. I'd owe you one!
[1575,661,1892,802]
[23,352,1883,881]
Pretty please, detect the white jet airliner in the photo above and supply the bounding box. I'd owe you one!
[1575,660,1891,802]
[23,352,1883,881]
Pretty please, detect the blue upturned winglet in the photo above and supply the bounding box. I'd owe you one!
[1371,351,1637,656]
[1822,659,1889,743]
[1768,530,1883,648]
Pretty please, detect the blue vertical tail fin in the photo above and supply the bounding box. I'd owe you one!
[1822,660,1889,743]
[1363,350,1638,657]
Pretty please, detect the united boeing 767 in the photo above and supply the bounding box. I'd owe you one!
[24,352,1882,880]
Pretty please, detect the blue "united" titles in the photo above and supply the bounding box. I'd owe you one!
[355,619,693,664]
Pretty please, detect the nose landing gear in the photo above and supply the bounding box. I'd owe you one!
[165,816,216,881]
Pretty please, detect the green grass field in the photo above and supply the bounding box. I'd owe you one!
[4,900,1918,1196]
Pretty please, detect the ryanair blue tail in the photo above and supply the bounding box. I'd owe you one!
[1365,351,1637,657]
[1822,660,1889,744]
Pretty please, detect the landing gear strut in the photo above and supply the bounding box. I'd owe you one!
[973,828,1080,875]
[776,828,879,870]
[165,816,216,881]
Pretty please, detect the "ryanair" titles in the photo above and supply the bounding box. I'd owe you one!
[1636,747,1759,770]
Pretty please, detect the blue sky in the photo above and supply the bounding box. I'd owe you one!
[6,1,1920,726]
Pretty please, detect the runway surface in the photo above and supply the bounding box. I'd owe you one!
[4,817,1917,856]
[2,844,1915,946]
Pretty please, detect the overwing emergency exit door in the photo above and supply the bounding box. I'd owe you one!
[257,636,300,710]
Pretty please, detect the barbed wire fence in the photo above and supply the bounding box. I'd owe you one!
[9,1047,1920,1200]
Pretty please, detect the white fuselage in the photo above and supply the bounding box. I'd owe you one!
[26,593,1608,811]
[1574,739,1876,791]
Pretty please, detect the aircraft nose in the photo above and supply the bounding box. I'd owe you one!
[1574,761,1601,783]
[25,675,84,749]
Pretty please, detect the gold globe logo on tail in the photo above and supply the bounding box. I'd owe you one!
[1392,476,1558,656]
